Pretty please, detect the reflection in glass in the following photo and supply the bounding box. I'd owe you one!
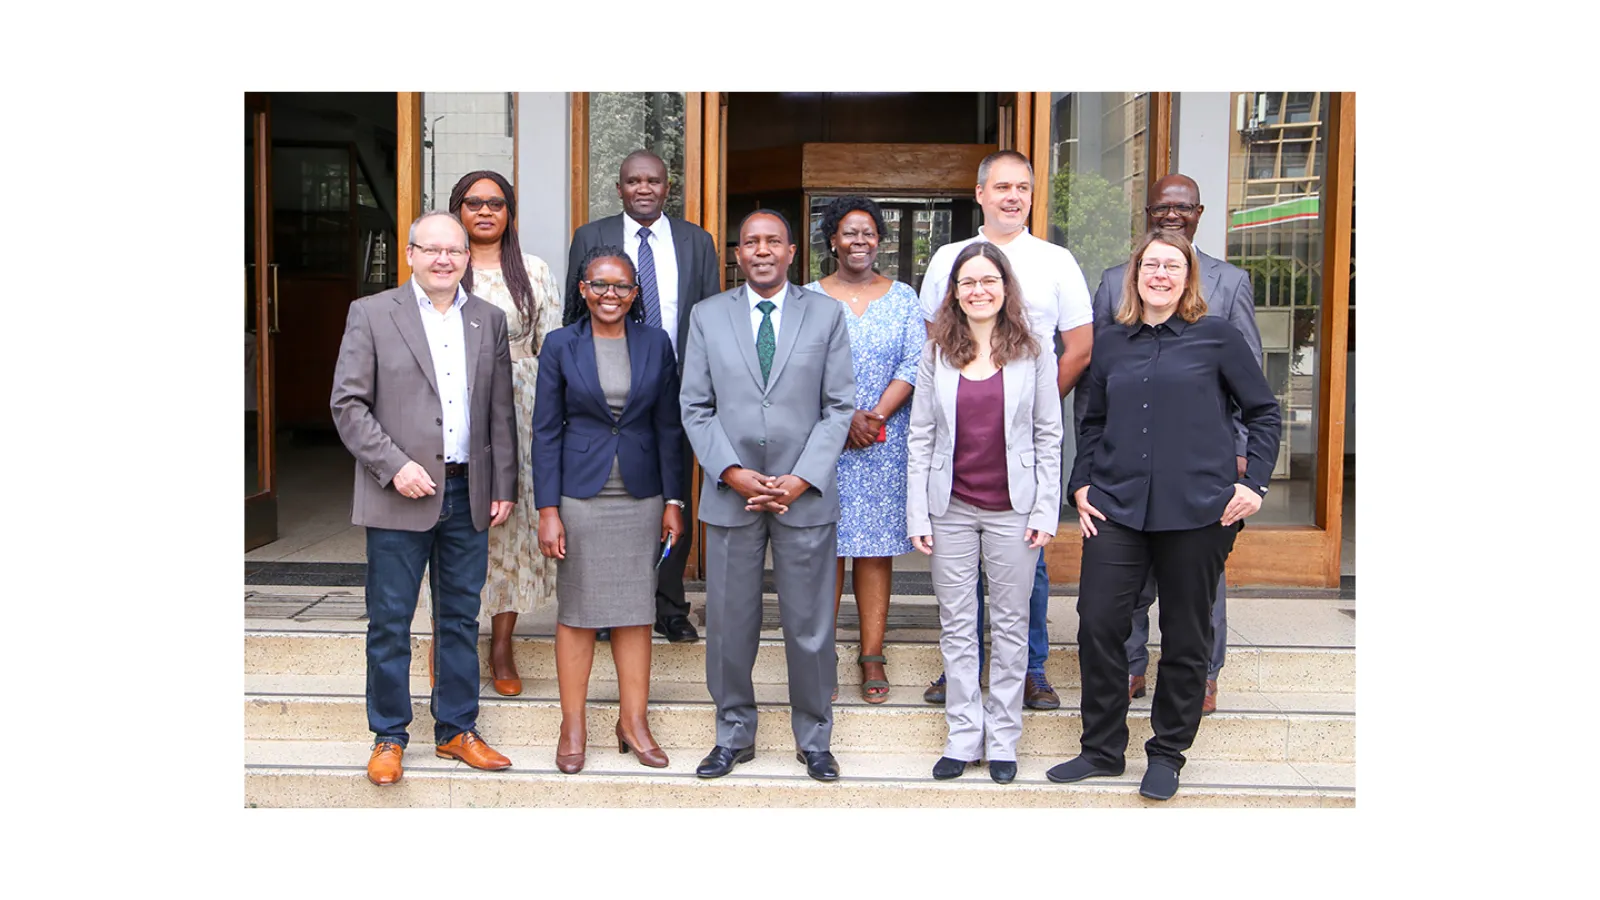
[421,93,517,213]
[1045,92,1150,288]
[1044,92,1152,510]
[1228,91,1328,523]
[272,146,350,275]
[587,92,687,222]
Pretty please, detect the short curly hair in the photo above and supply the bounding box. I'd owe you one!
[816,196,888,259]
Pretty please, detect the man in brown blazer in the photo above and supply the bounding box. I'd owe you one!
[330,211,519,786]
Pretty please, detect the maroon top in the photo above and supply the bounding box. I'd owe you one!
[951,369,1011,511]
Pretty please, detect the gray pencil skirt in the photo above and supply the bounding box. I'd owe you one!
[555,492,664,629]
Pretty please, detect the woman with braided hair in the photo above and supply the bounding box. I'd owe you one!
[416,171,562,697]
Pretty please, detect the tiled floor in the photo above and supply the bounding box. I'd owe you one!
[248,431,1356,578]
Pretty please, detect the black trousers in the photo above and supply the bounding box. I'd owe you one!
[655,433,695,620]
[1076,517,1239,771]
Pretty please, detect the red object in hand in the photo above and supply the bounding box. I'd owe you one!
[875,423,887,443]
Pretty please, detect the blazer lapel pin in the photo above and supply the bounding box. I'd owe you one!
[471,319,481,328]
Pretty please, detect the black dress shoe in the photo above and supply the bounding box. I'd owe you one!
[931,757,972,780]
[1045,755,1125,784]
[989,760,1018,784]
[655,614,700,643]
[595,628,611,642]
[695,745,754,778]
[796,749,840,782]
[1139,761,1180,800]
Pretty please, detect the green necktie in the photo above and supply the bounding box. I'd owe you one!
[756,300,776,384]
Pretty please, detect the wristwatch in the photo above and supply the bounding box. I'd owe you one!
[665,499,686,509]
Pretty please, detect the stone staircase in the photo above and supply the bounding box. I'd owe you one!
[244,588,1355,808]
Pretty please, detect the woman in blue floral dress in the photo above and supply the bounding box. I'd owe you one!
[805,196,927,703]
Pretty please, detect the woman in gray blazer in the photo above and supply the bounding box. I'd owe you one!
[906,242,1062,784]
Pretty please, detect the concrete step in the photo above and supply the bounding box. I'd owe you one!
[243,628,1356,694]
[244,739,1353,808]
[245,674,1354,764]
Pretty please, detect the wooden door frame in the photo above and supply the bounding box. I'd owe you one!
[397,93,422,283]
[246,92,278,548]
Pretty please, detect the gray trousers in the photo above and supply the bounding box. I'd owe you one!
[703,517,838,753]
[931,497,1038,763]
[1126,568,1227,680]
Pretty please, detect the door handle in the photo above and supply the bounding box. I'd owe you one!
[269,263,280,334]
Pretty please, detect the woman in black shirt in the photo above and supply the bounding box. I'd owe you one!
[1046,230,1280,800]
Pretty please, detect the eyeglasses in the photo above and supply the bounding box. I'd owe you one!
[1146,203,1199,216]
[1139,261,1189,275]
[582,280,637,296]
[955,276,1003,293]
[409,244,467,259]
[462,197,507,212]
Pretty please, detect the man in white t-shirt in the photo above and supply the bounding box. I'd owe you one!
[917,149,1093,710]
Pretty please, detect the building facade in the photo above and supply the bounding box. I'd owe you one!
[246,91,1354,587]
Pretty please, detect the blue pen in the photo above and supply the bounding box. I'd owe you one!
[656,533,675,569]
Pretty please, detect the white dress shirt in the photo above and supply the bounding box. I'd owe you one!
[746,283,785,342]
[412,279,472,464]
[622,213,680,355]
[917,226,1094,353]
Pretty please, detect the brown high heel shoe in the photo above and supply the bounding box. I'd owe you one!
[616,721,669,768]
[555,722,586,774]
[489,612,522,696]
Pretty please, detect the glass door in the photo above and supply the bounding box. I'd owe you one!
[245,93,277,549]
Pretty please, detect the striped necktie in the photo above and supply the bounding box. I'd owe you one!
[637,227,662,330]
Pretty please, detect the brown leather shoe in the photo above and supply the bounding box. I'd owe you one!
[436,730,512,770]
[367,742,404,786]
[1202,679,1218,716]
[1129,674,1147,700]
[556,720,586,774]
[1023,672,1061,710]
[616,722,669,768]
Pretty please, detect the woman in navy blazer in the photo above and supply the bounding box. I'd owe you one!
[531,245,685,773]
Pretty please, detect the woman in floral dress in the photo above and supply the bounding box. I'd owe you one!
[804,196,926,703]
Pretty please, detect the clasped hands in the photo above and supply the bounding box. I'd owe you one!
[844,409,885,450]
[394,460,512,526]
[722,466,809,514]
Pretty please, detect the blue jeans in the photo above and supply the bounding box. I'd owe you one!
[976,554,1051,675]
[364,476,488,746]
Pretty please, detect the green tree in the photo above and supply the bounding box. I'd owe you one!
[1048,168,1134,287]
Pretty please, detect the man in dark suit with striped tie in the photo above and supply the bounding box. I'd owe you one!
[564,150,723,643]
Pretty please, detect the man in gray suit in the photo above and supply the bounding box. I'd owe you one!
[330,211,519,786]
[679,210,856,782]
[1079,174,1264,716]
[564,150,722,643]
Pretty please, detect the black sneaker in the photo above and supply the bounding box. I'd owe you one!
[923,673,947,704]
